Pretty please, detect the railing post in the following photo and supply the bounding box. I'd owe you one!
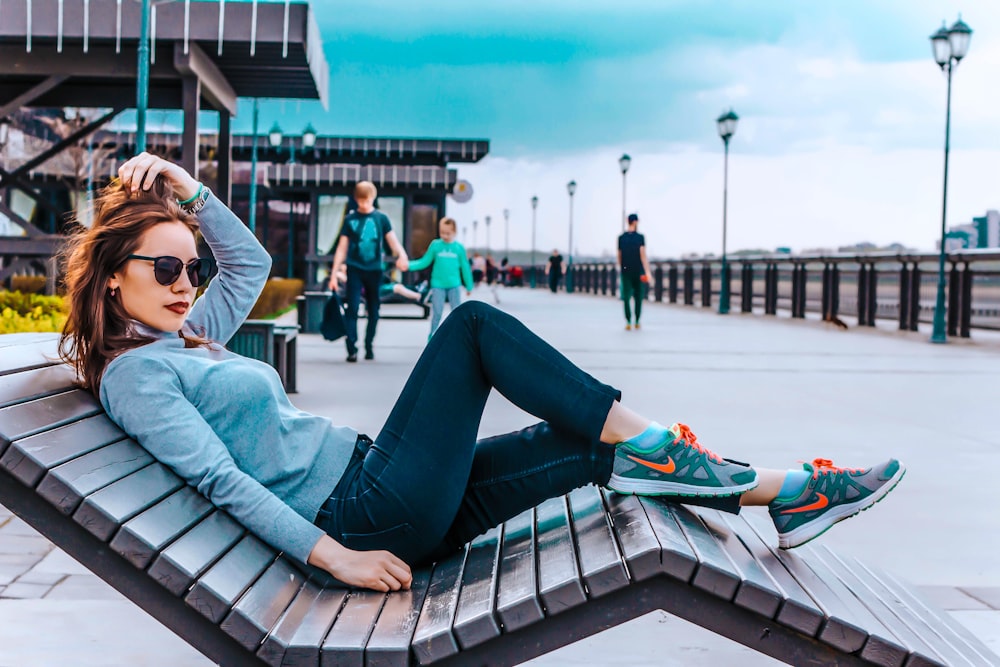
[830,263,840,319]
[764,264,775,315]
[740,262,753,313]
[610,266,618,297]
[654,265,664,302]
[600,266,607,295]
[701,264,712,307]
[947,261,960,336]
[866,264,878,326]
[684,265,694,305]
[908,263,921,332]
[899,262,910,330]
[668,265,678,303]
[790,265,800,318]
[857,264,869,326]
[960,261,972,338]
[794,264,808,318]
[821,263,831,319]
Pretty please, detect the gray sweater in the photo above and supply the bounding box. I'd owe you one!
[99,194,356,564]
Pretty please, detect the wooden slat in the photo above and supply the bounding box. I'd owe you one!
[602,490,660,581]
[0,335,58,376]
[185,534,276,624]
[0,363,75,408]
[728,514,825,637]
[365,568,434,667]
[535,495,586,616]
[767,546,869,653]
[794,545,909,662]
[73,463,183,541]
[321,590,388,667]
[261,587,348,667]
[671,504,741,600]
[699,509,784,619]
[0,414,126,486]
[37,439,153,515]
[411,548,469,664]
[222,558,306,651]
[494,508,543,632]
[860,559,998,667]
[451,528,501,650]
[637,498,698,581]
[807,547,928,667]
[149,511,246,597]
[0,389,103,446]
[567,485,628,598]
[110,486,214,569]
[256,585,324,667]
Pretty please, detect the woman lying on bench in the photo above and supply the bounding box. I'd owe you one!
[58,155,905,593]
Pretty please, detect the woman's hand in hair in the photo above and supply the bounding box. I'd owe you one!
[307,534,413,592]
[117,152,201,202]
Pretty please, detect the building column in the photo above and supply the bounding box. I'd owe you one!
[217,111,232,206]
[181,76,201,178]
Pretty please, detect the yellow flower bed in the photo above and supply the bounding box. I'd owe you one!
[0,292,68,334]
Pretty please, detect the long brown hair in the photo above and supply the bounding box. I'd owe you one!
[58,177,209,395]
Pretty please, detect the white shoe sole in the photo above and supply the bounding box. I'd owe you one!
[607,474,758,498]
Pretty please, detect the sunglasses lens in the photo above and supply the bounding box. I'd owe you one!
[188,259,215,287]
[152,257,184,286]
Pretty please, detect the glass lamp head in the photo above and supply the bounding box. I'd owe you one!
[531,196,538,209]
[716,109,739,141]
[930,23,951,67]
[619,153,631,174]
[267,122,283,148]
[948,18,972,61]
[567,180,577,196]
[302,123,317,148]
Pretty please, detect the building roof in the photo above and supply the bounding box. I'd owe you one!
[0,0,329,113]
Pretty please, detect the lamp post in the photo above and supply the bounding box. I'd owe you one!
[929,17,973,344]
[716,109,739,315]
[619,153,631,232]
[247,99,260,233]
[135,0,152,151]
[530,196,539,287]
[485,215,492,256]
[472,219,478,251]
[566,180,577,293]
[503,208,510,260]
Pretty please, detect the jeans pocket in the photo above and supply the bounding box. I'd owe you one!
[341,522,419,556]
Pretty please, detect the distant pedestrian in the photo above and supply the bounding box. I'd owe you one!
[618,213,652,330]
[545,249,563,293]
[407,217,474,338]
[470,252,486,287]
[485,255,501,304]
[328,181,409,362]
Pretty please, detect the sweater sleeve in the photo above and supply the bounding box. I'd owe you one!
[406,240,439,272]
[100,355,324,564]
[186,193,273,344]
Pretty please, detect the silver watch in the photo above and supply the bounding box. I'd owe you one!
[181,185,212,215]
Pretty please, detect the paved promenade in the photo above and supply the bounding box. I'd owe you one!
[1,287,998,666]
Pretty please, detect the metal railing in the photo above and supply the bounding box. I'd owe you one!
[527,250,1000,337]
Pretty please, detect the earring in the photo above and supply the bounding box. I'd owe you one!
[109,287,117,297]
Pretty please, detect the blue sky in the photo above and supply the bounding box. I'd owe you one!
[231,0,1000,257]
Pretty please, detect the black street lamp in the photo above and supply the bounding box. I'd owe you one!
[716,109,739,315]
[566,180,577,293]
[929,17,973,344]
[619,153,631,232]
[267,122,315,164]
[503,208,510,260]
[530,195,539,287]
[485,215,492,256]
[472,219,478,251]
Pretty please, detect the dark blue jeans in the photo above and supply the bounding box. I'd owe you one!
[343,266,382,353]
[316,301,621,565]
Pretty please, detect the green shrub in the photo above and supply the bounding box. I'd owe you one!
[248,278,304,319]
[0,291,67,334]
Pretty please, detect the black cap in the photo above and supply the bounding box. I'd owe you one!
[627,213,639,223]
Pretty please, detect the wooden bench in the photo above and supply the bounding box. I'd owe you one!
[226,320,298,393]
[0,334,997,667]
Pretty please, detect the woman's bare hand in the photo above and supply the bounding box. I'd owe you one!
[117,152,200,202]
[308,534,412,592]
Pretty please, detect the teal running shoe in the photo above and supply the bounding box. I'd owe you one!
[769,458,905,549]
[607,423,758,497]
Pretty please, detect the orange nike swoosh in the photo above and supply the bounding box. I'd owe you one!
[628,454,676,474]
[783,493,829,514]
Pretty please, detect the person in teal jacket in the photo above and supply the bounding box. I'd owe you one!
[407,217,474,337]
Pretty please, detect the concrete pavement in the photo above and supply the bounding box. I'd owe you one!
[1,286,998,665]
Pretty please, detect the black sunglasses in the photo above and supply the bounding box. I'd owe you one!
[126,254,216,287]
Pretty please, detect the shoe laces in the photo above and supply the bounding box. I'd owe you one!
[673,423,724,464]
[807,458,863,479]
